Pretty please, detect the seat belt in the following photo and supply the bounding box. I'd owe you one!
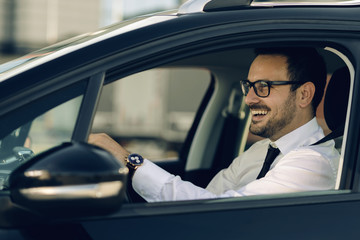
[312,126,344,146]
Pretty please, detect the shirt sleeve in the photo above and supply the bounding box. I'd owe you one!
[240,148,337,195]
[132,159,219,202]
[132,148,337,202]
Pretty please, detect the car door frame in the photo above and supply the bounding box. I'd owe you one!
[79,12,360,240]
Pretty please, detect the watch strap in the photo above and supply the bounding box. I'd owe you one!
[126,162,138,179]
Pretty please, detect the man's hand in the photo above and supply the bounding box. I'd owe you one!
[88,133,129,165]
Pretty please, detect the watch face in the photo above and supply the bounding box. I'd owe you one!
[128,153,144,166]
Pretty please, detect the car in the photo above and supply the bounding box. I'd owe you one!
[0,0,359,239]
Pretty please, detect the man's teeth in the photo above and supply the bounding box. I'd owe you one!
[252,110,268,115]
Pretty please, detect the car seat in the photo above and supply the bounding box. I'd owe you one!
[315,66,350,149]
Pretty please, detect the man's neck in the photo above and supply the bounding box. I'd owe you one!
[269,115,314,142]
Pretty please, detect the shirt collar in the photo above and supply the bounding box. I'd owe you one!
[273,118,325,155]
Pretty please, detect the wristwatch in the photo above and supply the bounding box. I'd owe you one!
[125,153,144,179]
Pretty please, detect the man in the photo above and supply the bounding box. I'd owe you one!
[89,47,340,202]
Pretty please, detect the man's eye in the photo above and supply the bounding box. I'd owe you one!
[257,82,268,91]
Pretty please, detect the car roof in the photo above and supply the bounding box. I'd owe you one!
[179,0,360,14]
[0,0,359,100]
[1,0,360,79]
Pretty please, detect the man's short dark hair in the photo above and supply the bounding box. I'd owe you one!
[254,47,326,115]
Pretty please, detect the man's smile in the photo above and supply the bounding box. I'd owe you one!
[251,110,268,122]
[249,105,271,122]
[251,109,268,116]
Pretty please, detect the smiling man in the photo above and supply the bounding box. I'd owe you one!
[89,47,340,201]
[244,49,317,141]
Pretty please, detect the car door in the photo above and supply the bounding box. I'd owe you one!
[81,9,360,240]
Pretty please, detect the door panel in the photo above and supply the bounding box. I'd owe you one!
[82,192,360,240]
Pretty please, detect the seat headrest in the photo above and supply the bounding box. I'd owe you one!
[323,66,350,132]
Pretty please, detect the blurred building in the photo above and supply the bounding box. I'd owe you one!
[0,0,124,58]
[0,0,184,59]
[0,0,206,160]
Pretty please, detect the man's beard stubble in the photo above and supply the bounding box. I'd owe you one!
[249,92,297,139]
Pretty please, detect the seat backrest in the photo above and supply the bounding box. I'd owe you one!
[314,66,350,145]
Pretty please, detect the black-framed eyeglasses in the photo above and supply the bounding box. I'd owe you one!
[240,80,304,98]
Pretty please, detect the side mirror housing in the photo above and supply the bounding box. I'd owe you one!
[9,142,128,218]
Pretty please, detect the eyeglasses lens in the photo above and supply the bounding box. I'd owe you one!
[240,82,249,95]
[241,81,270,97]
[255,81,269,97]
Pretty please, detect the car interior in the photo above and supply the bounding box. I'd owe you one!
[94,45,353,202]
[0,44,353,204]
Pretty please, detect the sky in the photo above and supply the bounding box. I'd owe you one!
[123,0,180,17]
[101,0,181,25]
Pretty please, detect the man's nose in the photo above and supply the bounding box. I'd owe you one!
[244,87,260,105]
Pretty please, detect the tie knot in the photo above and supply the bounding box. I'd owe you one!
[256,144,281,179]
[265,145,280,163]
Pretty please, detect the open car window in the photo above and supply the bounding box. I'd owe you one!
[94,45,353,204]
[93,68,211,162]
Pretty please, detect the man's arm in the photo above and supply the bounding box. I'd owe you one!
[88,133,130,166]
[88,133,220,201]
[88,134,337,202]
[133,150,336,201]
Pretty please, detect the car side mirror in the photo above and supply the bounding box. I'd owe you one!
[8,142,128,218]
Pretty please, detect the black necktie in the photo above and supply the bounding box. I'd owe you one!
[256,145,280,179]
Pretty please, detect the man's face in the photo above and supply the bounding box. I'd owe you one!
[245,54,299,141]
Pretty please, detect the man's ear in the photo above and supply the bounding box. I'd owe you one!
[298,82,315,108]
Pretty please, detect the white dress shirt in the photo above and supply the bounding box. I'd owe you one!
[132,118,340,202]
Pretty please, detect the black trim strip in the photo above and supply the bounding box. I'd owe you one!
[72,72,104,141]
